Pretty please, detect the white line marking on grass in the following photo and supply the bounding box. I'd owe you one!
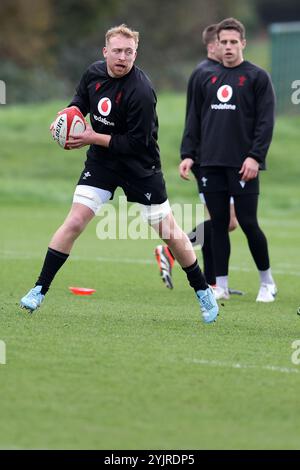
[88,256,153,265]
[189,358,299,374]
[1,250,300,276]
[229,266,300,277]
[260,219,300,228]
[0,445,24,450]
[0,250,153,264]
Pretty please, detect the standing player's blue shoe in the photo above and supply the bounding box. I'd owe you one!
[20,285,45,312]
[196,286,219,323]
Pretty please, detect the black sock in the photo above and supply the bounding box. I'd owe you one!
[35,248,69,295]
[182,260,208,292]
[188,220,216,285]
[202,220,216,285]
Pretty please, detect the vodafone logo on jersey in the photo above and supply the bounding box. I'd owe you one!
[217,85,233,103]
[211,84,236,110]
[98,97,112,116]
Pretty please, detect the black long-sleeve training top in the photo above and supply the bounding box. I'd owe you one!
[181,60,275,170]
[69,61,161,178]
[184,57,220,167]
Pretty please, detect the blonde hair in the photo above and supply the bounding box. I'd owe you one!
[105,24,139,49]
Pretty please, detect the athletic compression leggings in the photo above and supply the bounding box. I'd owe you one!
[204,192,270,276]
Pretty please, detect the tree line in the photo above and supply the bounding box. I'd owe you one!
[0,0,298,102]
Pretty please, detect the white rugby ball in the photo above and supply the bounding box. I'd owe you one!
[52,106,86,150]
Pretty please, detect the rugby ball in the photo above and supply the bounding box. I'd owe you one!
[52,106,86,149]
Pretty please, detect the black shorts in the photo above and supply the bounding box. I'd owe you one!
[197,166,259,196]
[77,162,168,205]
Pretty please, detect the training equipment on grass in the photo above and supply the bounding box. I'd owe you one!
[69,287,96,296]
[52,106,86,149]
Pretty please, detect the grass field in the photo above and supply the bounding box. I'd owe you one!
[0,97,300,449]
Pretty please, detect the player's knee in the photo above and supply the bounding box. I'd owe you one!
[238,218,259,235]
[211,216,230,231]
[228,217,238,232]
[73,185,103,215]
[65,215,87,235]
[140,200,171,225]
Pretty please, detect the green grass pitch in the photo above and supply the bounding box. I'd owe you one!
[0,96,300,449]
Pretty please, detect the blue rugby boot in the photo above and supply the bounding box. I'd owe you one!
[196,286,219,323]
[20,285,45,312]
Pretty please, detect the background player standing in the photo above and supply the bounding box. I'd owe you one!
[180,18,277,302]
